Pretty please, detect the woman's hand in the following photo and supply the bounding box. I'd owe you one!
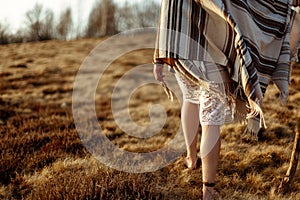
[153,62,174,101]
[153,63,165,82]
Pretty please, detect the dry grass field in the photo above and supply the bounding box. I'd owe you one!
[0,37,299,199]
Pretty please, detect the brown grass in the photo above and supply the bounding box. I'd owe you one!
[0,38,299,199]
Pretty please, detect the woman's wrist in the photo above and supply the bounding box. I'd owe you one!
[152,60,165,65]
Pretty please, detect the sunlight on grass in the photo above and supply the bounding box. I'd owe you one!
[0,38,299,199]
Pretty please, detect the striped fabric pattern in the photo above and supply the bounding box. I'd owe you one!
[154,0,292,126]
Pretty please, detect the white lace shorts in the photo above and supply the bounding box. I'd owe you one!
[175,67,233,125]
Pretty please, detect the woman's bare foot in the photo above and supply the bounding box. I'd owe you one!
[202,183,220,200]
[184,156,198,169]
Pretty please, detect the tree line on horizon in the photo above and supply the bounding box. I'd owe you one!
[0,0,160,44]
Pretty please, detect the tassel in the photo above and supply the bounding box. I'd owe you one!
[242,98,267,141]
[247,98,267,129]
[161,82,174,102]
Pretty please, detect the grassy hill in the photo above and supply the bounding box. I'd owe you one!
[0,38,299,199]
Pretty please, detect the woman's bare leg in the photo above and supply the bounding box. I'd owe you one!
[200,125,221,199]
[291,13,300,55]
[181,101,199,167]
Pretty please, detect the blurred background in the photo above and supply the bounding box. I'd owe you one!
[0,0,161,43]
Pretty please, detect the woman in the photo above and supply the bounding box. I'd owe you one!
[153,0,293,199]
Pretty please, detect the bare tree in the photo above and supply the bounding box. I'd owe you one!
[56,8,73,40]
[26,4,43,41]
[115,1,135,31]
[0,23,10,44]
[41,9,54,40]
[85,0,117,38]
[5,0,160,42]
[101,0,117,35]
[115,0,160,32]
[135,0,160,28]
[25,3,55,41]
[85,1,102,38]
[10,29,26,43]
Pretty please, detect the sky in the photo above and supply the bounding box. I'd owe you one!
[0,0,161,33]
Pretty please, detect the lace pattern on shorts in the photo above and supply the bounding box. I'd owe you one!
[175,69,234,125]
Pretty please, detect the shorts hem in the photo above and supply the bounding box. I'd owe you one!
[200,122,225,126]
[183,99,200,104]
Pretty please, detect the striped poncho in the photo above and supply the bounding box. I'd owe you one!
[154,0,293,134]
